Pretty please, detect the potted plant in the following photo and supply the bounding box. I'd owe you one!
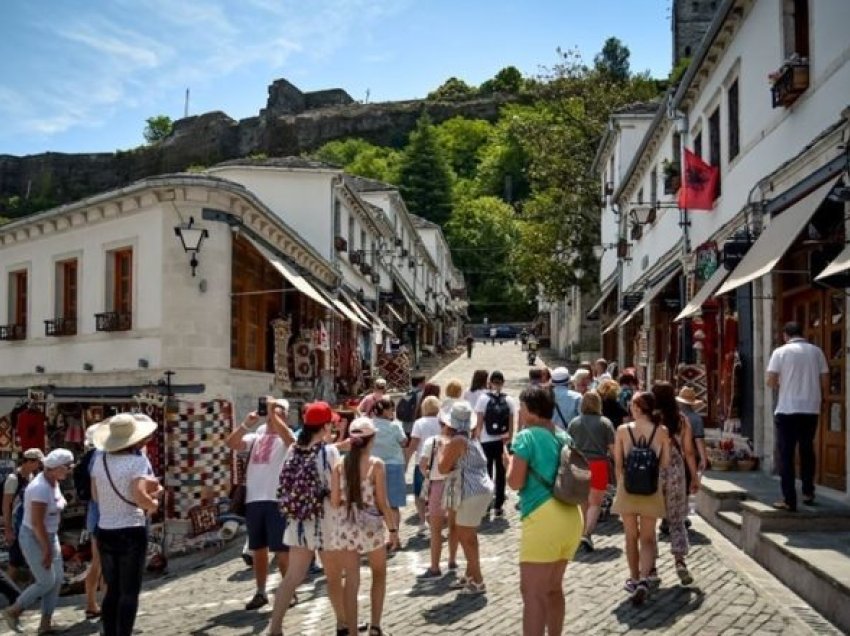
[662,159,680,195]
[735,448,757,471]
[770,54,810,108]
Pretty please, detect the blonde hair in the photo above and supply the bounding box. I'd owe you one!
[597,379,621,402]
[580,391,603,415]
[445,379,463,399]
[420,395,441,417]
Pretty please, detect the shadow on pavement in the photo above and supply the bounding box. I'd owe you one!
[574,546,623,563]
[408,574,464,598]
[478,517,510,535]
[612,585,705,629]
[227,567,256,583]
[420,593,488,624]
[188,607,266,636]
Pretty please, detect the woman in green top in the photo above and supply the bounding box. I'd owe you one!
[507,386,583,636]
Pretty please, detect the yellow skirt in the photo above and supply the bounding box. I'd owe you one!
[520,497,583,563]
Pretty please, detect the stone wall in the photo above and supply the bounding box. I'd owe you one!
[0,78,511,216]
[672,0,720,65]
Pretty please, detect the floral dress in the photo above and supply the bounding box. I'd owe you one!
[331,460,386,554]
[662,425,690,558]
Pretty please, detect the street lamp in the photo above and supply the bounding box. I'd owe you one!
[174,216,209,276]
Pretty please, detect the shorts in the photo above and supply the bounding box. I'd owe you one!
[413,466,424,498]
[520,497,583,563]
[246,501,288,552]
[588,459,610,491]
[455,493,490,528]
[385,463,407,508]
[427,480,446,518]
[86,501,100,535]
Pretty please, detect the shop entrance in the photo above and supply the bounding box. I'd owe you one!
[784,288,846,491]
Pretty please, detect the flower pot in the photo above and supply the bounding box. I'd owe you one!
[736,459,757,471]
[711,459,736,471]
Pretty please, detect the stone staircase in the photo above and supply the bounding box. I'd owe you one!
[698,472,850,632]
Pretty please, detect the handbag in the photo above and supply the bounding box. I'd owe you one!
[529,428,591,506]
[229,441,253,517]
[419,440,438,502]
[441,468,462,511]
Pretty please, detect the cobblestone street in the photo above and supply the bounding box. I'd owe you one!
[38,341,840,635]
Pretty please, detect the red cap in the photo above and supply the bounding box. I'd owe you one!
[302,401,339,428]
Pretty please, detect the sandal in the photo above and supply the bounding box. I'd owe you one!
[85,609,102,619]
[459,580,487,595]
[675,559,694,586]
[772,501,796,512]
[448,576,468,589]
[369,627,385,636]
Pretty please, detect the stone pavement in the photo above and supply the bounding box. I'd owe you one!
[31,342,840,635]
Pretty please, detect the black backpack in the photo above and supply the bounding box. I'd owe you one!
[396,389,420,422]
[73,448,96,502]
[624,426,660,495]
[483,392,511,436]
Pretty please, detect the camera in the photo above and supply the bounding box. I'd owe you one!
[257,397,268,417]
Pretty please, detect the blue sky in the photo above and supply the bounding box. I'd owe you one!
[0,0,674,156]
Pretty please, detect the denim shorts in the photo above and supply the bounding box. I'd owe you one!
[86,501,100,535]
[245,501,288,552]
[384,463,407,508]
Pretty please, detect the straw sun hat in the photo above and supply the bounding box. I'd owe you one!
[92,413,158,452]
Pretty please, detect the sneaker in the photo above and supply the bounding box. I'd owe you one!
[241,552,253,567]
[245,592,268,610]
[658,520,670,536]
[458,580,486,595]
[623,578,638,594]
[631,580,648,605]
[676,560,694,586]
[416,568,442,579]
[647,568,661,590]
[2,608,22,634]
[580,536,594,552]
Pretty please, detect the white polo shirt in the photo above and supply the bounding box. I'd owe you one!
[767,337,829,415]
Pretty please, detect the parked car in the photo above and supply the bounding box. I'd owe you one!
[495,325,519,338]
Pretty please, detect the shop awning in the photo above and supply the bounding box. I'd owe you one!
[601,311,627,335]
[716,176,841,297]
[331,297,368,328]
[245,237,335,312]
[622,266,682,325]
[338,290,371,324]
[381,304,402,323]
[587,278,618,316]
[397,285,428,322]
[674,266,730,322]
[815,243,850,281]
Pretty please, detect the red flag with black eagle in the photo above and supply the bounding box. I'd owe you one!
[678,149,719,211]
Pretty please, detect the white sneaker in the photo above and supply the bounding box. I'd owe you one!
[417,523,428,535]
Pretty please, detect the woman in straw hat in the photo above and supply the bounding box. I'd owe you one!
[90,413,161,636]
[2,448,74,635]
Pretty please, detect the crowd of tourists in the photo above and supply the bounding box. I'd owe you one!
[1,354,708,636]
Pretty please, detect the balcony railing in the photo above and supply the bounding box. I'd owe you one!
[44,317,77,337]
[0,324,26,341]
[770,61,809,108]
[95,312,132,332]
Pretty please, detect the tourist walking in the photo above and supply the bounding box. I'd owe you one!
[2,449,74,635]
[395,373,425,440]
[652,382,699,585]
[598,379,629,427]
[329,418,397,636]
[2,448,43,586]
[438,401,493,595]
[268,402,342,636]
[357,378,387,418]
[473,371,516,517]
[462,370,488,423]
[550,367,581,431]
[571,369,592,395]
[766,321,829,511]
[78,425,104,620]
[612,392,670,605]
[567,391,615,552]
[507,385,583,636]
[676,387,707,473]
[418,417,456,577]
[465,333,474,358]
[91,413,162,636]
[225,397,294,611]
[408,396,444,532]
[370,398,407,551]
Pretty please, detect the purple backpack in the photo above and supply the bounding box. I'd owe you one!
[279,444,328,522]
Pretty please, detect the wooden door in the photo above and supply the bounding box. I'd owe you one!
[785,290,846,490]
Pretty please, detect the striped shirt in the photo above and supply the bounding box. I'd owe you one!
[459,438,493,499]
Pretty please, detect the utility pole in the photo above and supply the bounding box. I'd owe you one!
[184,88,190,118]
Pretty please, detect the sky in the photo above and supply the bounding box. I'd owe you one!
[0,0,674,157]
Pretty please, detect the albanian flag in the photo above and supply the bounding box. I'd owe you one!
[678,149,719,211]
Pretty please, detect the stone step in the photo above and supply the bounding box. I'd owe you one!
[739,500,850,532]
[760,530,850,633]
[714,510,744,546]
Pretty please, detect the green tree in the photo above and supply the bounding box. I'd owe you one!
[474,107,532,203]
[479,66,525,95]
[397,114,454,226]
[594,37,631,82]
[427,77,478,101]
[143,115,173,144]
[312,138,401,182]
[433,117,493,180]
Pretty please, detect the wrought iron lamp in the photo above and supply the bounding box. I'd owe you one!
[174,216,209,277]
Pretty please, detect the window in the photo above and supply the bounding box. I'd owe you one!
[53,259,78,335]
[360,230,367,256]
[7,270,27,337]
[348,216,355,251]
[783,0,809,59]
[333,200,342,236]
[637,188,644,205]
[672,132,682,170]
[650,167,658,207]
[728,80,740,161]
[371,240,377,267]
[709,107,721,195]
[693,131,703,159]
[100,248,132,331]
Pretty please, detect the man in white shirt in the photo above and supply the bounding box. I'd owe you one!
[226,397,294,610]
[474,371,517,517]
[766,322,829,512]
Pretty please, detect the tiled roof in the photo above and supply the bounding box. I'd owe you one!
[343,174,396,192]
[213,156,339,170]
[613,101,661,116]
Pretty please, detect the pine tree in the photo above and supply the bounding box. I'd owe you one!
[397,114,454,227]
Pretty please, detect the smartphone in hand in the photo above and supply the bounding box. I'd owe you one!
[257,396,268,417]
